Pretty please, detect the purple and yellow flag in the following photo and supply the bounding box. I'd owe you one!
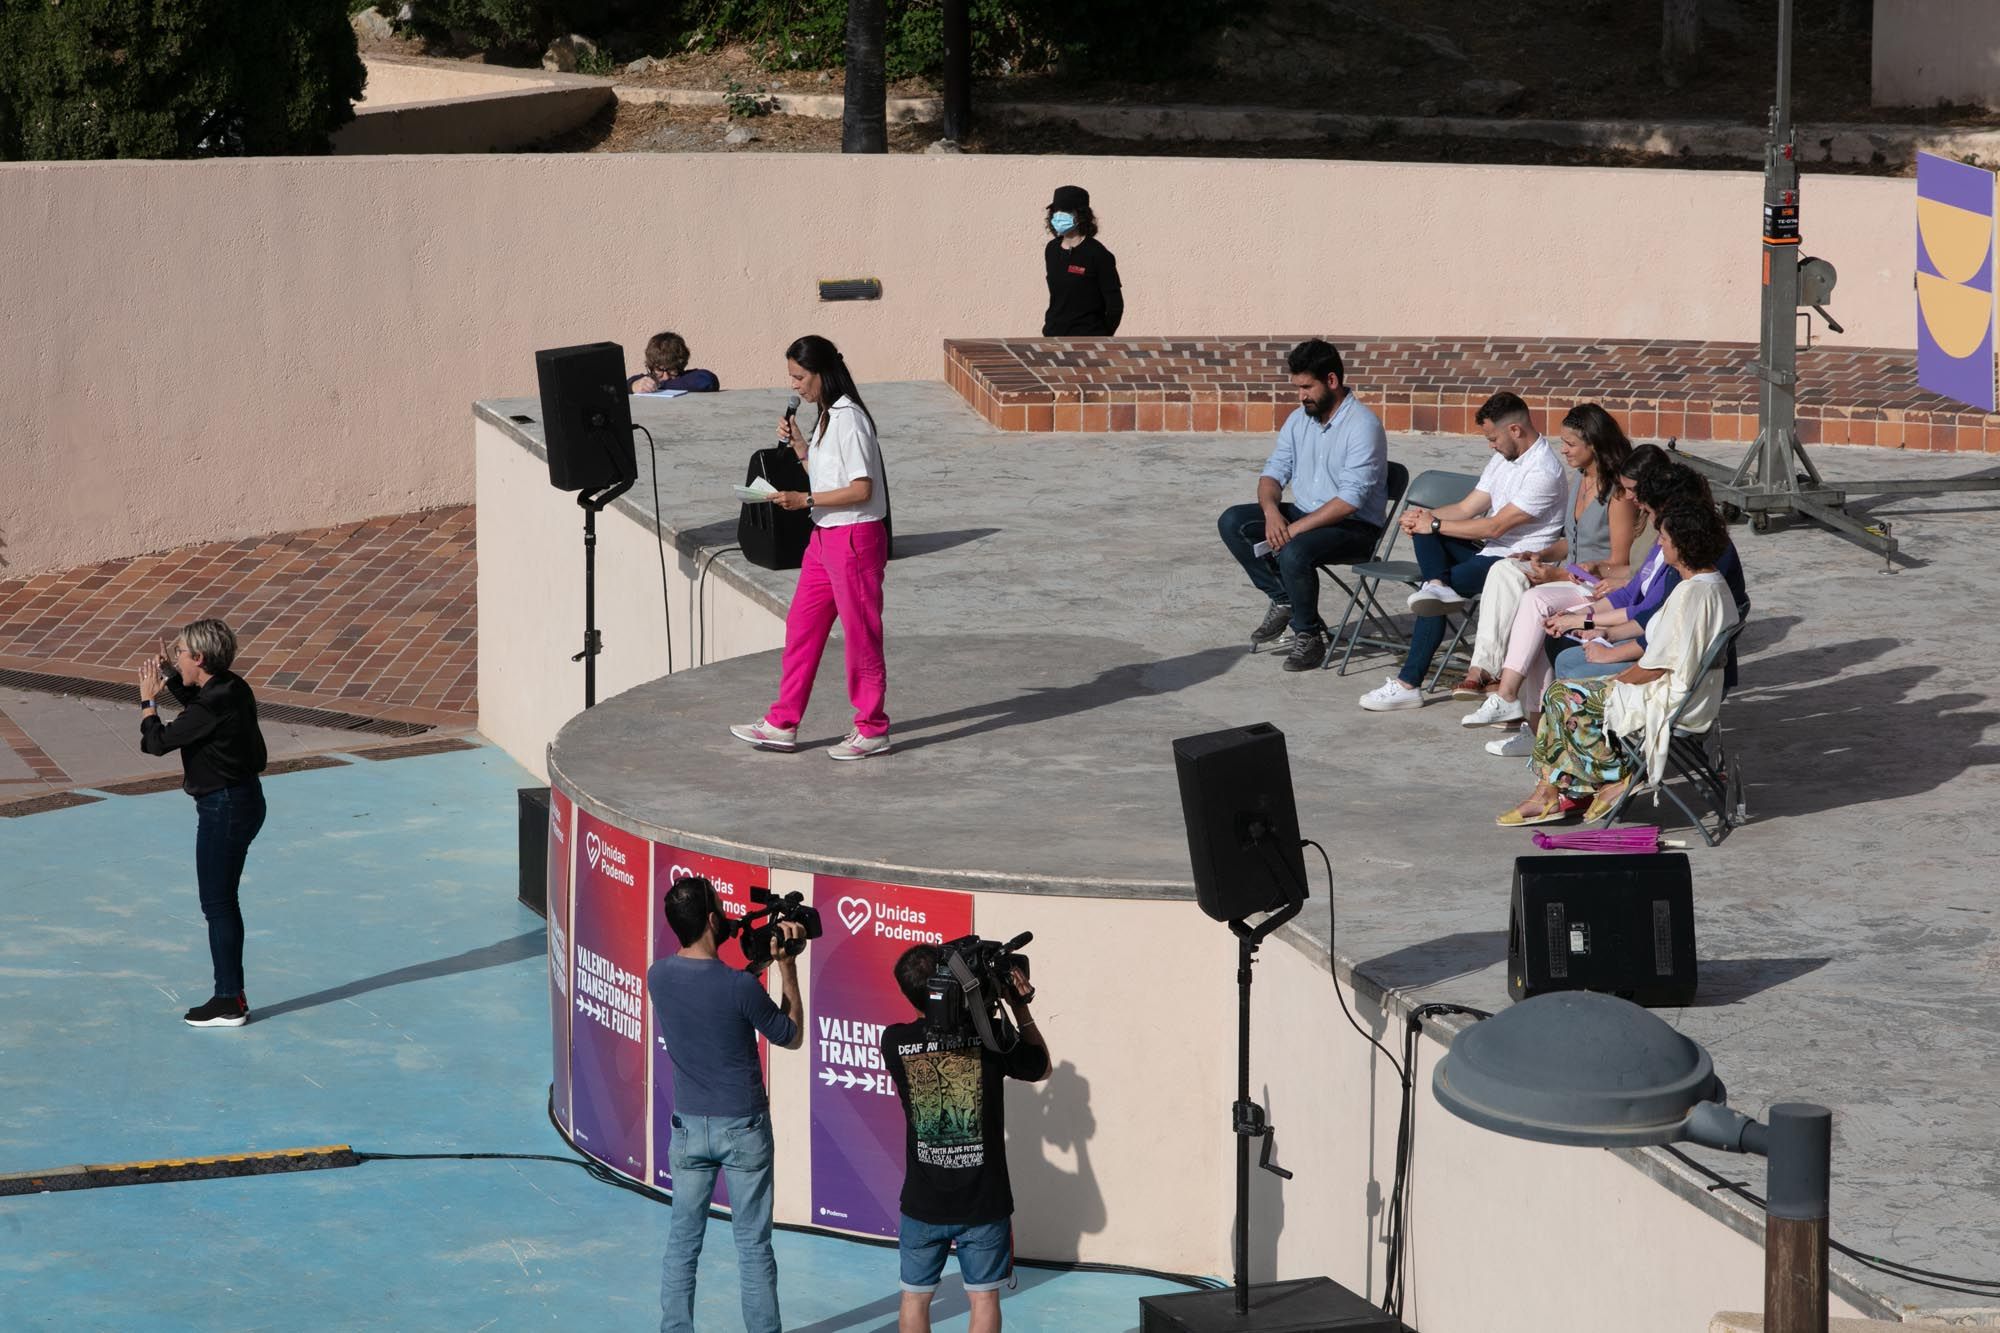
[1916,152,1998,411]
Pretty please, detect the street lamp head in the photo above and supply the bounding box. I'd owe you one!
[1432,991,1726,1148]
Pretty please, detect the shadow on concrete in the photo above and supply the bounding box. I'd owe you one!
[1734,632,1893,692]
[1009,1060,1106,1264]
[1732,665,2000,820]
[1733,612,1802,659]
[888,646,1239,754]
[1241,1081,1285,1287]
[891,527,1002,559]
[786,1267,1064,1333]
[1356,930,1508,991]
[1687,956,1831,1007]
[255,929,545,1022]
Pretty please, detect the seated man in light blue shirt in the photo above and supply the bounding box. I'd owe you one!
[1217,338,1391,671]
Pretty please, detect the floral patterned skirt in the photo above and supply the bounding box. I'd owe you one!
[1532,677,1631,797]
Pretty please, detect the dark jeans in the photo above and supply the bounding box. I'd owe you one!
[1401,533,1499,687]
[194,779,265,998]
[1218,502,1381,636]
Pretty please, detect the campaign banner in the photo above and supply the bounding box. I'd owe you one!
[568,810,652,1182]
[808,875,973,1237]
[1916,152,1999,411]
[650,845,765,1202]
[548,788,575,1135]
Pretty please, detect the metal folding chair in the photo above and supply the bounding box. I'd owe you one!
[1601,610,1752,846]
[1314,461,1409,664]
[1329,469,1483,688]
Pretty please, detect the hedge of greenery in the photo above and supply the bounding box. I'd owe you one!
[0,0,366,160]
[396,0,1241,79]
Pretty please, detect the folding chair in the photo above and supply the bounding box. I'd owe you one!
[1329,469,1483,688]
[1314,461,1408,663]
[1601,611,1752,846]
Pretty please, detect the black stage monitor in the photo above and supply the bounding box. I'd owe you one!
[536,342,635,492]
[1173,722,1309,923]
[1509,852,1697,1007]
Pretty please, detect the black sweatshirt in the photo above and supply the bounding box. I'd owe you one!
[1042,236,1123,337]
[141,670,269,797]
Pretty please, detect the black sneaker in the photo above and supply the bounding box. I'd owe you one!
[1282,631,1329,672]
[1250,602,1294,647]
[184,994,249,1028]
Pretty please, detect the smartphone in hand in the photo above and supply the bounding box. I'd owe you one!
[1563,562,1601,586]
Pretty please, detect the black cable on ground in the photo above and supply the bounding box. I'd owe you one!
[1659,1144,2000,1300]
[1380,1001,1490,1320]
[636,423,674,676]
[1301,838,1405,1081]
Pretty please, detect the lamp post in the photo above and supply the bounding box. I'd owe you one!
[1431,991,1830,1333]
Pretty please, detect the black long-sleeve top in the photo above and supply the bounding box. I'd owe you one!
[140,671,269,797]
[1042,237,1123,337]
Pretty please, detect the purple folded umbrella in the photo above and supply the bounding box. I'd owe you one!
[1530,826,1671,852]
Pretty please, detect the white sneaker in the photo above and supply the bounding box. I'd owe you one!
[828,731,892,761]
[1409,583,1470,617]
[1358,677,1423,712]
[729,720,797,752]
[1461,693,1525,727]
[1486,729,1534,757]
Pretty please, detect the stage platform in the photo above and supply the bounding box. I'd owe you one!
[480,381,2000,1326]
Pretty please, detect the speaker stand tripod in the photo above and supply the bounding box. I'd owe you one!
[574,480,633,709]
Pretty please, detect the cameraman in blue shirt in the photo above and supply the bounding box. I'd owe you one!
[649,877,804,1333]
[1217,339,1391,671]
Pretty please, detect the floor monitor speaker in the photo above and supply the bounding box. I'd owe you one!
[518,786,552,917]
[536,342,635,492]
[1509,852,1696,1007]
[1172,723,1308,923]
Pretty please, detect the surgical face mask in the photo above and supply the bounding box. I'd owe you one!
[1050,211,1076,235]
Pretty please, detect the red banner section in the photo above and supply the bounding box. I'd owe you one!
[547,788,575,1135]
[569,810,652,1182]
[650,844,764,1200]
[808,876,973,1237]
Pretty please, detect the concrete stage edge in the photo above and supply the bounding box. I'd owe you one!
[479,385,2000,1329]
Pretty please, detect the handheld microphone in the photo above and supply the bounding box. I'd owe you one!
[779,394,800,444]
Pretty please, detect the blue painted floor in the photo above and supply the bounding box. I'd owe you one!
[0,746,1192,1331]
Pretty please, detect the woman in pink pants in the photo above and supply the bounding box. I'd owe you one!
[731,336,892,761]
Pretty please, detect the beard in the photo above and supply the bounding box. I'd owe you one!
[1306,386,1336,419]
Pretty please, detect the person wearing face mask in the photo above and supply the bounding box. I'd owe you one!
[1041,185,1123,337]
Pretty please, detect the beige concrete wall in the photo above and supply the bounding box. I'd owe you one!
[474,419,787,778]
[1249,938,1880,1332]
[339,59,612,154]
[0,153,1917,577]
[1873,0,2000,109]
[357,57,569,107]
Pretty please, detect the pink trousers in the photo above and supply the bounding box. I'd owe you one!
[1505,583,1592,710]
[765,522,889,737]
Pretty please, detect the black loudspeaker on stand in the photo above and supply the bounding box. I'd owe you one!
[1509,853,1698,1007]
[1146,725,1405,1333]
[536,343,637,709]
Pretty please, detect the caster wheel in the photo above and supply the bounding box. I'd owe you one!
[1750,512,1772,534]
[1720,502,1744,524]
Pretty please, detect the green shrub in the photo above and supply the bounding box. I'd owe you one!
[0,0,366,160]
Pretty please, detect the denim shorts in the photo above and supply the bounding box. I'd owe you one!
[898,1214,1013,1294]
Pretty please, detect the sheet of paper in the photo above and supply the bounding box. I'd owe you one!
[733,477,779,503]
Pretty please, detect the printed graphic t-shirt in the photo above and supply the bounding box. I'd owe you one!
[881,1020,1051,1226]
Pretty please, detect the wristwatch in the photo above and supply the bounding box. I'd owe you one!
[804,493,815,512]
[1429,515,1442,535]
[1583,612,1596,630]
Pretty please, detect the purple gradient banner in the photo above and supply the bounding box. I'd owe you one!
[548,788,574,1135]
[1916,152,1998,411]
[568,811,652,1182]
[808,876,972,1237]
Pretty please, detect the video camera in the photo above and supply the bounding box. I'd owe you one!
[737,887,823,967]
[924,932,1034,1053]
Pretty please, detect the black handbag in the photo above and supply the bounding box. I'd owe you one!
[738,445,813,570]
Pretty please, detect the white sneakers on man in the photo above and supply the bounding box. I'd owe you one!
[1486,729,1534,757]
[1407,582,1470,617]
[1357,677,1424,711]
[1460,694,1524,727]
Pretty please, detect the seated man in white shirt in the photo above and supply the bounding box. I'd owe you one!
[1357,391,1567,711]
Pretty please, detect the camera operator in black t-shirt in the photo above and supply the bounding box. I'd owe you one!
[880,945,1051,1333]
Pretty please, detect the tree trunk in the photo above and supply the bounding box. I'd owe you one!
[942,0,972,143]
[842,0,888,154]
[1661,0,1701,88]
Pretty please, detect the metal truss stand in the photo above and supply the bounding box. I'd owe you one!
[1681,0,2000,563]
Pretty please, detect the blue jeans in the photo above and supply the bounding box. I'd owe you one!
[1218,502,1381,636]
[1552,645,1629,684]
[1402,533,1498,687]
[899,1214,1014,1294]
[661,1112,779,1333]
[193,779,265,998]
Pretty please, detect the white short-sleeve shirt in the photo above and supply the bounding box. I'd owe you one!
[806,396,888,527]
[1473,436,1568,558]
